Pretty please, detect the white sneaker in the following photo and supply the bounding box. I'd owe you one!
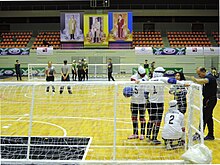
[52,92,55,96]
[166,143,172,150]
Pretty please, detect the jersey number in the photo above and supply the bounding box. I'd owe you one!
[134,86,138,94]
[153,86,157,94]
[169,115,174,124]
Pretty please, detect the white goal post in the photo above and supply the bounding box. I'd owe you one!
[0,81,204,164]
[28,63,141,81]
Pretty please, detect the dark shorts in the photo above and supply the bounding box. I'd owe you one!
[46,76,54,82]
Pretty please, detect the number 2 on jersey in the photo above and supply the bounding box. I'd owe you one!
[169,115,174,124]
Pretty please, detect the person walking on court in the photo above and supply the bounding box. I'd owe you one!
[107,58,115,81]
[60,60,72,94]
[45,61,56,95]
[189,67,217,140]
[15,60,22,81]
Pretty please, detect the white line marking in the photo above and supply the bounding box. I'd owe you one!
[83,137,92,160]
[215,138,220,140]
[213,117,220,123]
[1,120,67,137]
[16,117,23,121]
[2,126,10,129]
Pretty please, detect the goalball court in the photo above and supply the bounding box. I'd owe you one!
[0,81,220,164]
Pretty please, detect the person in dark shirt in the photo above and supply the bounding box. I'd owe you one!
[77,59,84,81]
[189,67,217,140]
[45,61,56,95]
[144,60,149,77]
[107,58,115,81]
[169,72,187,114]
[15,60,22,81]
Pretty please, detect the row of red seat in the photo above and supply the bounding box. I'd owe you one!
[32,31,60,49]
[0,31,32,48]
[211,32,219,45]
[167,31,206,35]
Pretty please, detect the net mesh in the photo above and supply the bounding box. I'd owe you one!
[0,81,203,164]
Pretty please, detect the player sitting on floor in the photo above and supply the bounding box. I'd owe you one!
[162,100,185,150]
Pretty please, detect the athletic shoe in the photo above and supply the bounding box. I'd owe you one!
[139,135,144,140]
[178,140,185,147]
[192,133,200,141]
[60,91,63,94]
[52,92,55,96]
[151,139,161,145]
[166,143,172,150]
[128,134,139,139]
[68,91,72,94]
[204,135,215,140]
[146,138,152,143]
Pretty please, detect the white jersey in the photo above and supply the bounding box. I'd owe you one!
[162,110,184,140]
[147,84,164,103]
[130,73,148,104]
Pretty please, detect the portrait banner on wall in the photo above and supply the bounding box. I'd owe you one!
[108,12,133,42]
[60,12,84,42]
[84,14,108,48]
[152,47,186,55]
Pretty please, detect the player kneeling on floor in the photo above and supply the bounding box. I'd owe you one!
[162,100,185,150]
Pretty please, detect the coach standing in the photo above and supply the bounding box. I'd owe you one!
[15,60,22,81]
[107,58,115,81]
[189,67,217,140]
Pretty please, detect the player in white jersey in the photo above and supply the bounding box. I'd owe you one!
[162,100,185,150]
[128,66,149,140]
[146,67,166,144]
[147,67,189,145]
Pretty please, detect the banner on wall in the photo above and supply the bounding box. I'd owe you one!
[84,14,108,48]
[108,12,133,42]
[37,47,53,55]
[135,47,153,55]
[152,47,186,55]
[0,68,28,77]
[60,12,84,42]
[0,48,30,55]
[186,47,204,55]
[203,47,220,55]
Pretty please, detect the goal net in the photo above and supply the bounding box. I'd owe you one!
[0,81,203,164]
[28,63,140,81]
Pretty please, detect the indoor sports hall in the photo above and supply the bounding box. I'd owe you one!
[0,0,219,164]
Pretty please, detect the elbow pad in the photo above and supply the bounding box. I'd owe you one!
[167,78,177,84]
